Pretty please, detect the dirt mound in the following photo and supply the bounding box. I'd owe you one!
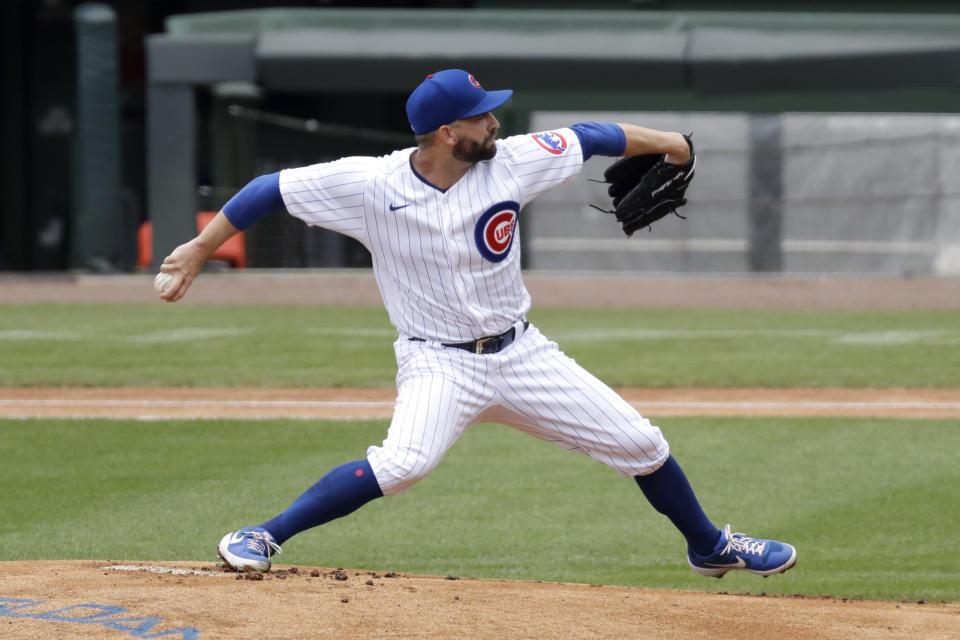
[2,561,957,640]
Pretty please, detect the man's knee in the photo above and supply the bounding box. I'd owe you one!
[596,418,671,477]
[366,446,439,496]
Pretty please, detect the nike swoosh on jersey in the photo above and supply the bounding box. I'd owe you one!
[705,556,747,569]
[389,203,409,211]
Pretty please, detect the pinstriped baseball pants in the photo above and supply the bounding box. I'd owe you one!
[366,322,670,496]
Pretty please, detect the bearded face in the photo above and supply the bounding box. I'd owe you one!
[452,131,497,163]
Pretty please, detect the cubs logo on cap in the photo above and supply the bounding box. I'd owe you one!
[475,201,520,263]
[406,69,513,135]
[532,131,567,155]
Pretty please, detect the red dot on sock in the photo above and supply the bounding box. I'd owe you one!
[355,469,364,477]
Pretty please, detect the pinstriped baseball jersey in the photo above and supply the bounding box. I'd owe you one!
[279,129,583,343]
[278,125,669,496]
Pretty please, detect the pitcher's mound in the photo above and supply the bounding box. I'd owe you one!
[1,561,956,640]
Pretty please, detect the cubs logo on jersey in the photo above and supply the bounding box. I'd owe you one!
[474,201,520,263]
[532,131,567,155]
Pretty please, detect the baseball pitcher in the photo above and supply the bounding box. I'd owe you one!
[158,69,796,579]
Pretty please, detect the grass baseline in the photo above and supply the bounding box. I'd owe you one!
[1,304,959,387]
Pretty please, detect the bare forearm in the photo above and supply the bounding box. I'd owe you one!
[192,210,241,259]
[157,210,240,302]
[617,124,691,165]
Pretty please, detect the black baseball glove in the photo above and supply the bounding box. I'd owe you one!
[594,134,695,237]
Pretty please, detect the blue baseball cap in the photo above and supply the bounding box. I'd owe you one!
[406,69,513,135]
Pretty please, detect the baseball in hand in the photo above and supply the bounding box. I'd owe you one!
[153,272,174,295]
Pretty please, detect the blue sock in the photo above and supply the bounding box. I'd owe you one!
[634,455,721,556]
[260,459,383,545]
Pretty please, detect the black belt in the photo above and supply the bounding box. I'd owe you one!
[410,321,529,355]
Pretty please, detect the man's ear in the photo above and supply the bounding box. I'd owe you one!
[436,123,458,148]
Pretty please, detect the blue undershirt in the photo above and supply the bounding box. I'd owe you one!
[222,172,284,231]
[570,121,626,161]
[219,122,625,230]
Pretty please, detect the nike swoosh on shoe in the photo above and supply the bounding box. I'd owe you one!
[706,557,747,569]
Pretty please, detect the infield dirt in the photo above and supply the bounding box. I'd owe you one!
[3,561,959,640]
[2,386,960,420]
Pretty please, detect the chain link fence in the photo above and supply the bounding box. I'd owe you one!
[528,111,960,276]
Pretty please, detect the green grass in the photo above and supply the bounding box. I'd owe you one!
[1,304,959,387]
[2,302,957,602]
[1,416,957,602]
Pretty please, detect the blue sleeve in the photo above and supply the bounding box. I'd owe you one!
[570,122,626,161]
[222,172,285,231]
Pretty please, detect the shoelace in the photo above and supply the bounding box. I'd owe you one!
[720,524,766,557]
[245,531,282,557]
